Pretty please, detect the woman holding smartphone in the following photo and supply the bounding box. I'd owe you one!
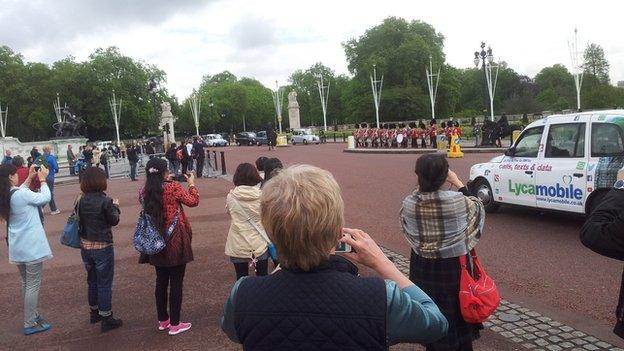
[221,165,448,349]
[0,164,52,335]
[400,154,486,351]
[141,158,199,335]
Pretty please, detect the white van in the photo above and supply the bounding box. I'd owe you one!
[468,110,624,214]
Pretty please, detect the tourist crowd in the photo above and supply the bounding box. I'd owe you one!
[6,143,620,350]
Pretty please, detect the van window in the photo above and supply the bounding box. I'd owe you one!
[592,123,624,157]
[514,126,544,158]
[545,123,585,158]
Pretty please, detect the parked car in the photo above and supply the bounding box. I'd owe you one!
[235,132,257,146]
[255,131,269,146]
[291,128,320,145]
[468,110,624,215]
[204,134,228,147]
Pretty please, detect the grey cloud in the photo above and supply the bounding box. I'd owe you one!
[0,0,216,59]
[230,16,279,51]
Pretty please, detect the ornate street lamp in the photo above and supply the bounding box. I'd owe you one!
[474,42,499,121]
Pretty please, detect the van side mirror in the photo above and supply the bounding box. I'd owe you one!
[504,147,515,157]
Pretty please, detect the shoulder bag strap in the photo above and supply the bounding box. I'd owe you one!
[229,197,271,244]
[165,207,181,239]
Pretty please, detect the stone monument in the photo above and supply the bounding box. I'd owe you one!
[287,91,301,130]
[159,102,177,145]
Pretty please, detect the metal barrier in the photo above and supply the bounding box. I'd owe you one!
[220,151,227,175]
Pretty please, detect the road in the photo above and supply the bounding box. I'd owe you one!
[0,143,621,350]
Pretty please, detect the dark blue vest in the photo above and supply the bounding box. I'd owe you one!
[234,264,387,351]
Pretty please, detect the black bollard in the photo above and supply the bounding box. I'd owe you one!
[220,151,227,175]
[333,133,336,143]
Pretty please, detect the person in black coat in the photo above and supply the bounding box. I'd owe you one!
[126,143,140,181]
[267,128,277,151]
[580,175,624,339]
[192,137,207,177]
[78,167,123,332]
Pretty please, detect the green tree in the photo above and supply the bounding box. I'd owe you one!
[583,43,610,85]
[534,64,575,111]
[342,17,447,123]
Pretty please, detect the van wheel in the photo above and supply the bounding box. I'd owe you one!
[474,179,500,213]
[303,139,308,145]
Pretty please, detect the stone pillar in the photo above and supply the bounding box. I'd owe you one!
[287,91,301,130]
[159,102,177,145]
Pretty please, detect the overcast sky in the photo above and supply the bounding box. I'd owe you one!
[1,0,622,99]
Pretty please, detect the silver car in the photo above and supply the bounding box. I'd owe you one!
[291,128,320,145]
[204,134,228,147]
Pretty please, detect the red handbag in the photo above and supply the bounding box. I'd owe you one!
[459,249,500,323]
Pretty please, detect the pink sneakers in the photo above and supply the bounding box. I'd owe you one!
[168,322,192,336]
[158,319,170,331]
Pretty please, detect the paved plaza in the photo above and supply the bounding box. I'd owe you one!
[0,144,622,350]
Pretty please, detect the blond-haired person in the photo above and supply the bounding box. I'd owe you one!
[221,165,448,350]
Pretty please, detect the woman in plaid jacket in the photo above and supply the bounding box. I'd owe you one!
[400,154,486,351]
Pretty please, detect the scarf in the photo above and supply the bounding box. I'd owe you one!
[400,189,484,259]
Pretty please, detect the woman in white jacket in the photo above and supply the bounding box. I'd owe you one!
[226,163,269,281]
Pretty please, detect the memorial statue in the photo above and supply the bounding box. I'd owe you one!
[159,101,177,145]
[53,107,86,137]
[287,91,301,130]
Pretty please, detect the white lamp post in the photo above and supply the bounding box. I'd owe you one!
[189,90,201,136]
[370,64,384,128]
[272,81,284,133]
[109,90,122,146]
[474,42,499,121]
[568,28,583,111]
[316,74,330,131]
[53,93,65,124]
[0,102,7,138]
[425,57,440,121]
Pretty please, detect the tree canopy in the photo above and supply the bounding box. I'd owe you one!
[0,18,622,142]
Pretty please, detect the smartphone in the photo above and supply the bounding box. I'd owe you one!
[335,234,352,253]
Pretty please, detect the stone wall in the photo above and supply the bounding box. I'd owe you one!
[0,137,88,165]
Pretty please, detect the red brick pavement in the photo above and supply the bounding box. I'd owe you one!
[0,143,620,349]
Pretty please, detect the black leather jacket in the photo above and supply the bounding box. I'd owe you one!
[78,192,120,243]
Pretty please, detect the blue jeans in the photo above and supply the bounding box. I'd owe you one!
[168,160,179,175]
[81,246,114,314]
[129,161,137,180]
[46,179,57,212]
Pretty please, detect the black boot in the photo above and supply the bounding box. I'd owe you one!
[90,309,102,324]
[101,313,123,333]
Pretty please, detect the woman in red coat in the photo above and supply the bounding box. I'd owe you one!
[141,158,199,336]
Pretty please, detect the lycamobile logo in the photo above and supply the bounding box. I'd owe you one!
[508,180,583,200]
